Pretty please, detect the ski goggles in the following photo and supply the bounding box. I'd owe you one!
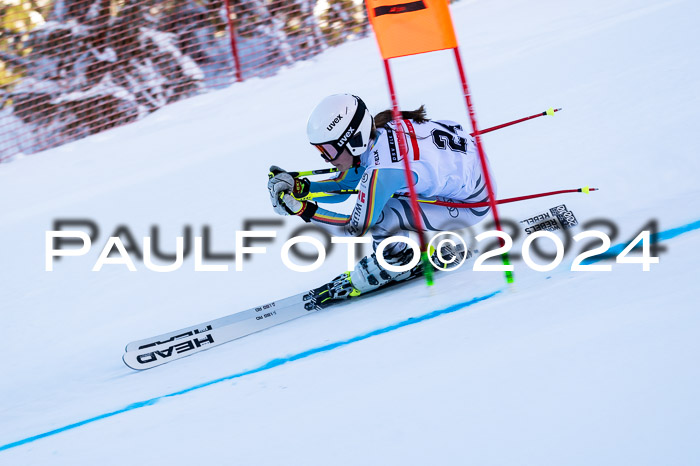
[312,133,364,162]
[313,131,366,162]
[313,142,342,162]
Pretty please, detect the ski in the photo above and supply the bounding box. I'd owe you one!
[124,293,305,352]
[122,286,333,370]
[123,248,475,370]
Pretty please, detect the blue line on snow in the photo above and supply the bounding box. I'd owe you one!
[2,217,699,452]
[650,218,700,242]
[583,218,700,263]
[0,291,500,452]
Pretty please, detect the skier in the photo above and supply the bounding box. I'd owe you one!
[268,94,494,302]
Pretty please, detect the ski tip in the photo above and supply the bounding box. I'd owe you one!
[125,341,140,352]
[122,353,147,371]
[122,353,135,370]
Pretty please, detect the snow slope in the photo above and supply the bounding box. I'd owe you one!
[1,0,699,464]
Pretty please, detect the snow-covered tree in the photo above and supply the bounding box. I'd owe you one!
[0,0,368,161]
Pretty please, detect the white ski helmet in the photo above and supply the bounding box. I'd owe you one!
[307,94,373,161]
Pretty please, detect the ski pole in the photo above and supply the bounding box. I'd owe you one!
[428,186,597,208]
[300,186,597,206]
[290,168,339,178]
[268,107,561,178]
[472,107,561,136]
[274,106,562,180]
[268,167,339,180]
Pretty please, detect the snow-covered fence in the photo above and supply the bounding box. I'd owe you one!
[0,0,369,162]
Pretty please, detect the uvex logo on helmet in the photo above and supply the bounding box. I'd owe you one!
[337,127,355,146]
[326,114,343,132]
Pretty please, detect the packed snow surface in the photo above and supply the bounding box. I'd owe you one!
[1,0,699,464]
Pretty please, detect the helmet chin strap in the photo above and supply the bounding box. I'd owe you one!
[352,155,361,171]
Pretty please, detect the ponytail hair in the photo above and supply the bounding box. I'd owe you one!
[370,105,429,139]
[374,105,429,129]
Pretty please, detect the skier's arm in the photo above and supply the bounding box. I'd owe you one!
[309,167,364,191]
[306,167,365,204]
[306,168,409,236]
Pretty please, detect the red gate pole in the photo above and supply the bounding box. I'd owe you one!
[453,47,514,283]
[223,0,243,82]
[383,59,433,285]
